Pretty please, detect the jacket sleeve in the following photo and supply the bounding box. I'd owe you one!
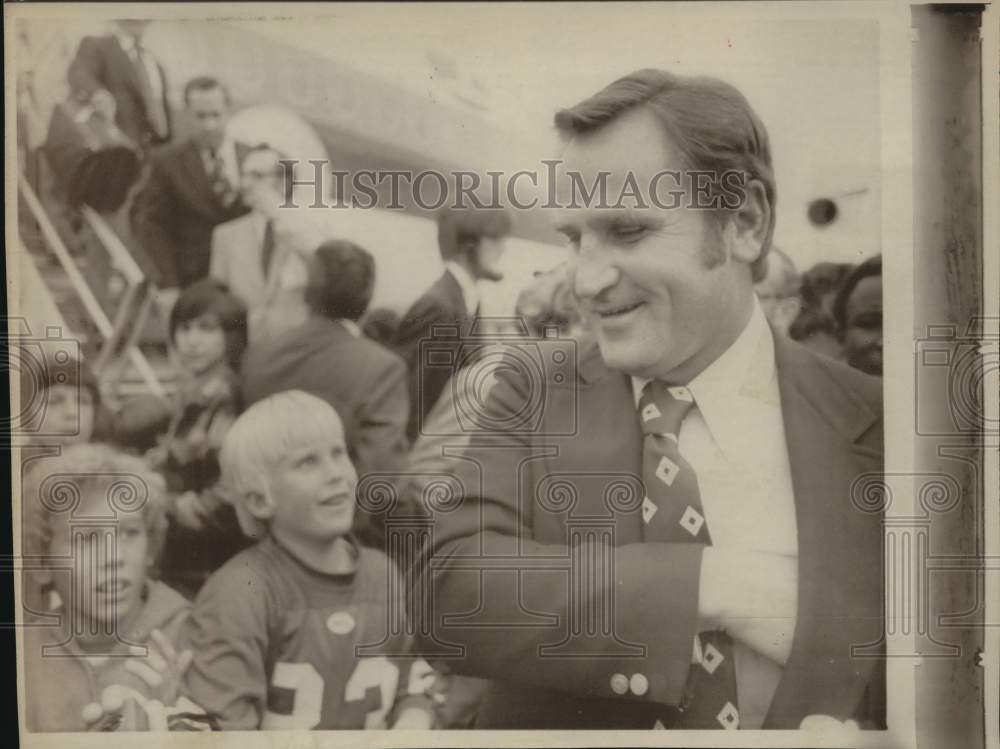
[355,354,410,474]
[132,154,180,287]
[414,352,703,708]
[67,36,105,102]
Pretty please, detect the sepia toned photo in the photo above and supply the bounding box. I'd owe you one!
[5,3,996,748]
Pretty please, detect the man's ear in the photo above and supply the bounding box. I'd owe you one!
[727,179,771,267]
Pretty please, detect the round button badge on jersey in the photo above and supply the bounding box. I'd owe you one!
[610,673,629,695]
[326,611,356,635]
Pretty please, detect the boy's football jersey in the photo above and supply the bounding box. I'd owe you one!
[181,536,436,730]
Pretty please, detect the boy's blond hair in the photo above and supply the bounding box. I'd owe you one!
[219,390,347,538]
[21,443,169,565]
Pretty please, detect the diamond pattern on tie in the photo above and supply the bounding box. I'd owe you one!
[679,505,705,537]
[655,456,680,486]
[701,642,723,674]
[641,496,658,524]
[637,381,737,728]
[668,385,693,402]
[717,702,739,730]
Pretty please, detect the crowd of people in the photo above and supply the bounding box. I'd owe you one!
[18,20,886,734]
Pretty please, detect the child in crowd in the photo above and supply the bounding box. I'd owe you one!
[18,353,113,618]
[181,390,439,730]
[21,443,207,732]
[127,279,251,597]
[18,351,111,448]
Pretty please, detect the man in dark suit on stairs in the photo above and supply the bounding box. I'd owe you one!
[67,19,172,150]
[132,76,251,302]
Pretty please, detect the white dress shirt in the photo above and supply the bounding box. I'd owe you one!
[632,299,798,728]
[444,261,480,317]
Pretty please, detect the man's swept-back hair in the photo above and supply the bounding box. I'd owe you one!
[183,75,231,106]
[437,207,512,262]
[554,68,776,282]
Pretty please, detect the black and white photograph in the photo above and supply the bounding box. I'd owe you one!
[5,2,996,748]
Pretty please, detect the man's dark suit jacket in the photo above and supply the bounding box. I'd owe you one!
[418,333,886,729]
[132,139,250,288]
[240,316,411,543]
[67,35,171,148]
[396,269,476,442]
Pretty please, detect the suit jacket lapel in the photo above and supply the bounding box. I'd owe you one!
[540,365,644,545]
[764,336,883,727]
[441,270,471,323]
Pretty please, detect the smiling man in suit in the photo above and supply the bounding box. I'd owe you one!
[417,69,885,731]
[67,19,171,149]
[132,76,251,295]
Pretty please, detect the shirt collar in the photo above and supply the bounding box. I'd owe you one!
[339,319,361,338]
[632,299,777,453]
[203,136,235,161]
[444,261,480,316]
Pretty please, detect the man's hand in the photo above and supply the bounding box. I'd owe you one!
[699,547,797,665]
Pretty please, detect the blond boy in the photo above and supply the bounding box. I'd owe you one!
[181,390,437,729]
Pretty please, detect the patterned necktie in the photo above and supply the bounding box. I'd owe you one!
[130,39,169,139]
[207,148,236,207]
[638,381,740,730]
[260,220,276,277]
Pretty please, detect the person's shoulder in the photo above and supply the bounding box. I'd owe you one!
[212,211,254,242]
[148,138,194,169]
[792,340,883,411]
[140,581,192,630]
[198,541,283,600]
[349,332,407,373]
[355,544,397,586]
